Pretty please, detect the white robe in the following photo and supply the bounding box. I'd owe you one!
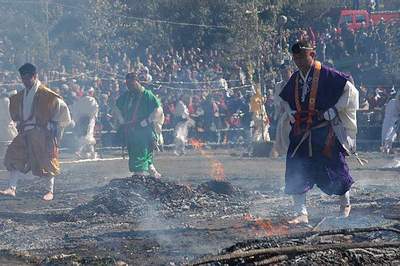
[150,106,164,146]
[251,105,270,143]
[0,97,17,142]
[22,80,71,130]
[333,81,359,153]
[174,101,193,153]
[71,96,99,146]
[272,80,291,155]
[382,98,400,150]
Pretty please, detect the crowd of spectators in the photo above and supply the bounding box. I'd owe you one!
[0,11,399,146]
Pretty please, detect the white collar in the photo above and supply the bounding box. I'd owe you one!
[299,67,312,82]
[24,79,41,97]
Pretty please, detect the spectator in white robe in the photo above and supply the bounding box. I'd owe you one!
[71,87,99,159]
[0,90,17,160]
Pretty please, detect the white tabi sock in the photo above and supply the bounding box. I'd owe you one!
[8,171,27,190]
[339,190,350,207]
[293,193,308,216]
[45,177,55,194]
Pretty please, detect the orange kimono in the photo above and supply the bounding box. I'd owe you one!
[4,85,70,177]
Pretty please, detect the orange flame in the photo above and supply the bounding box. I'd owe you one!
[211,160,225,181]
[190,138,225,181]
[243,213,289,237]
[190,138,205,149]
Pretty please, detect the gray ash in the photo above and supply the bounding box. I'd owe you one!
[69,176,249,220]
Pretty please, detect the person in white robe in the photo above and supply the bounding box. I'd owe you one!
[0,91,17,160]
[271,65,292,158]
[250,87,270,143]
[1,63,71,201]
[381,91,400,155]
[71,88,99,159]
[174,97,194,156]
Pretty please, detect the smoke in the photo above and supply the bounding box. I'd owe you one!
[382,157,400,168]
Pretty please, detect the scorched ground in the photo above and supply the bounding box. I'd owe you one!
[0,149,399,265]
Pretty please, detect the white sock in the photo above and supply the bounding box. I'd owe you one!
[339,190,350,207]
[293,193,308,216]
[8,171,26,190]
[45,177,55,194]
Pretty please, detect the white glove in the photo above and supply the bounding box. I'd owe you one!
[288,111,296,123]
[140,119,148,127]
[323,108,337,121]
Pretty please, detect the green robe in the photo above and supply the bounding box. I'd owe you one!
[116,89,161,173]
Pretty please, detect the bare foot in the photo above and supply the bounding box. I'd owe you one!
[270,148,279,159]
[0,188,16,197]
[288,214,309,225]
[339,205,351,218]
[43,192,54,201]
[148,166,161,179]
[150,170,161,179]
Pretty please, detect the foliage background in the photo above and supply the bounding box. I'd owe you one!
[0,0,399,80]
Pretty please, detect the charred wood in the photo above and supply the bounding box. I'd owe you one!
[191,241,400,265]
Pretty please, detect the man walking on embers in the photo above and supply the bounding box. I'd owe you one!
[279,40,359,224]
[114,72,163,178]
[0,63,71,201]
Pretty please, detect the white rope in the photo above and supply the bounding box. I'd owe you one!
[159,84,252,92]
[153,79,240,84]
[119,14,229,29]
[0,72,95,86]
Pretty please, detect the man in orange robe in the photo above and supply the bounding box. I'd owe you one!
[1,63,71,201]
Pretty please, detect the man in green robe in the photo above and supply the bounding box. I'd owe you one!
[115,72,163,177]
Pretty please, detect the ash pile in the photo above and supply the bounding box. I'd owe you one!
[70,176,249,219]
[192,226,400,265]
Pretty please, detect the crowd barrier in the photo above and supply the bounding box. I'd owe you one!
[1,110,398,154]
[60,126,397,154]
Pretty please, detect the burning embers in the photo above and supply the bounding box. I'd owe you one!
[69,175,248,220]
[243,213,289,237]
[190,139,225,182]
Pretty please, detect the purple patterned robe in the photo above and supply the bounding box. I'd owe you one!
[279,63,354,196]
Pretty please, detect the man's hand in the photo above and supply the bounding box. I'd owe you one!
[323,108,337,121]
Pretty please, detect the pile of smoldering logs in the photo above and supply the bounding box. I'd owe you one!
[190,226,400,265]
[69,176,250,220]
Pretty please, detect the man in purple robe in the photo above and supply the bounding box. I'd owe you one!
[279,40,358,224]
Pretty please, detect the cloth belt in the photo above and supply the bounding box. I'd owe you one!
[290,121,330,158]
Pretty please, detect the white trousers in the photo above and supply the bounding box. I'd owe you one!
[293,191,350,215]
[8,170,54,193]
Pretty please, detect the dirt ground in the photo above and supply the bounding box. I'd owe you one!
[0,148,399,265]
